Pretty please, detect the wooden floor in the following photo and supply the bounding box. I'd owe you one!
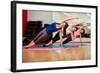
[22,42,91,63]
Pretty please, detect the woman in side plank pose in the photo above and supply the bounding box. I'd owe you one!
[24,18,79,49]
[45,23,85,46]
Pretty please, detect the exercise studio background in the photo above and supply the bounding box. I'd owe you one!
[22,10,91,63]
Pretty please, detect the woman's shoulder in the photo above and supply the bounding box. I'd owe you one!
[49,21,60,25]
[66,30,72,33]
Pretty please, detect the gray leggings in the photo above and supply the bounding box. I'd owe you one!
[33,29,52,45]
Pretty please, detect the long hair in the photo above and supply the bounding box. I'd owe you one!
[81,28,85,37]
[63,22,69,37]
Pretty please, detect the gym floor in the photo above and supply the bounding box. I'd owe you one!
[22,38,91,63]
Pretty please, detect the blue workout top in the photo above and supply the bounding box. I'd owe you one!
[46,22,61,34]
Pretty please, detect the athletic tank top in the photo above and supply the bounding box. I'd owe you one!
[46,22,61,34]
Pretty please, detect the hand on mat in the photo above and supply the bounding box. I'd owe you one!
[60,42,63,47]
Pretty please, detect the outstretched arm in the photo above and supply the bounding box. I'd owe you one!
[62,18,79,22]
[70,31,75,41]
[72,23,83,28]
[59,29,63,46]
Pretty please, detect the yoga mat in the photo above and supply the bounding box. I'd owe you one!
[23,44,80,50]
[37,44,79,48]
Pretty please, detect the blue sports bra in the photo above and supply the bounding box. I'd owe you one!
[46,22,61,34]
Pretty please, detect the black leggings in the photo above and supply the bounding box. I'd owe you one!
[52,32,72,44]
[33,29,52,45]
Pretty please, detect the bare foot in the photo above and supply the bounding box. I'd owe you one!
[45,40,53,46]
[23,41,36,49]
[23,45,35,49]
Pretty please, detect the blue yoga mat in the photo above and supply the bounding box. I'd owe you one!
[37,44,79,48]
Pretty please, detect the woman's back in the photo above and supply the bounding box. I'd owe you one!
[46,22,60,34]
